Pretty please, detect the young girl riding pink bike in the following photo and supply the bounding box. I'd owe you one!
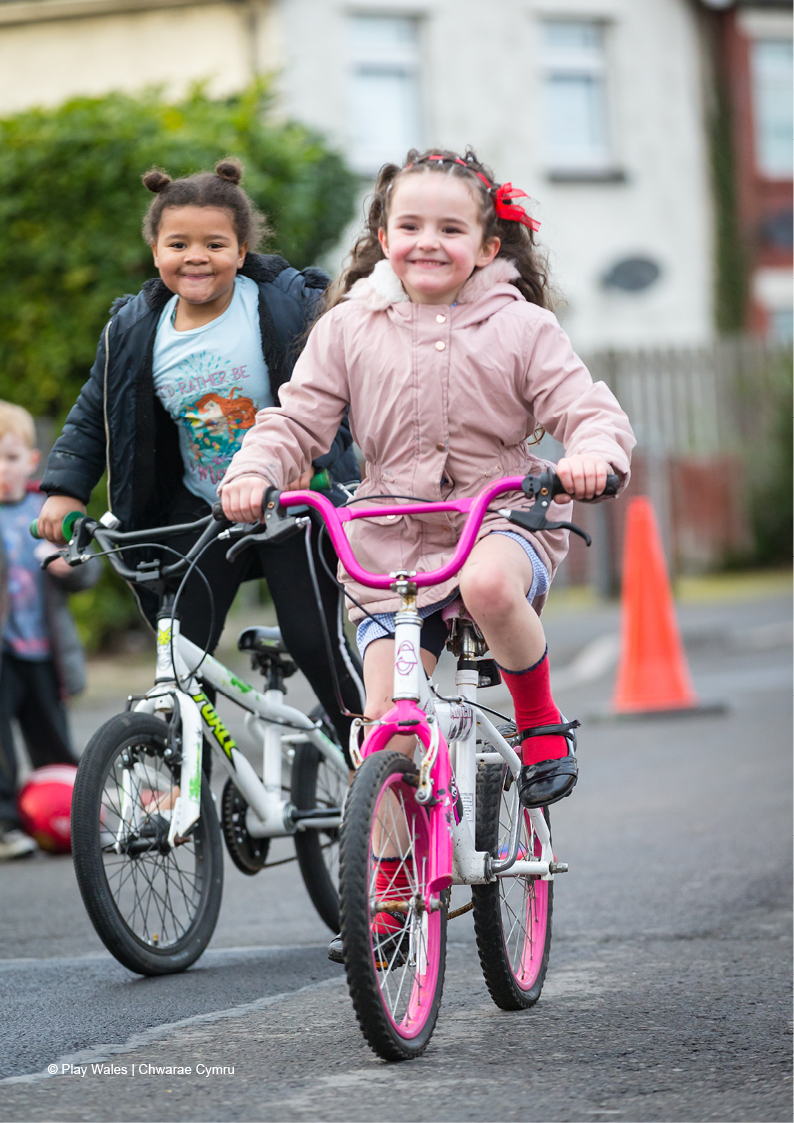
[221,148,635,1056]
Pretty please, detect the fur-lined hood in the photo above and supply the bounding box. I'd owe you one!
[346,256,522,313]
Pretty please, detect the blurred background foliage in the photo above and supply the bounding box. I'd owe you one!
[0,81,357,418]
[742,350,793,565]
[0,81,357,650]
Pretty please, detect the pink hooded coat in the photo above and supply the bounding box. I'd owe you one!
[221,257,635,620]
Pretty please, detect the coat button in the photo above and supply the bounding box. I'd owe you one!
[436,442,445,452]
[436,314,446,323]
[435,340,445,351]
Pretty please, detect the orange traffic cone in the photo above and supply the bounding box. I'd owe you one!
[612,497,699,715]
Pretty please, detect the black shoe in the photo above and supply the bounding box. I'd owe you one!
[516,718,580,809]
[328,926,408,968]
[327,934,344,964]
[372,926,407,971]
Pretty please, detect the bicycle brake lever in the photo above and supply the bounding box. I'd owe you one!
[40,549,68,571]
[224,491,310,562]
[500,507,592,547]
[502,468,593,545]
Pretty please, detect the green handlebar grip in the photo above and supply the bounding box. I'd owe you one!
[309,469,331,492]
[62,511,83,540]
[29,510,83,542]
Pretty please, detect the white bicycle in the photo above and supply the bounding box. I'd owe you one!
[40,508,349,975]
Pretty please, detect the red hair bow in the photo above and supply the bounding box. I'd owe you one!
[494,183,540,232]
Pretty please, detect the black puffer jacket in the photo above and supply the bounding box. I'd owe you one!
[41,253,358,527]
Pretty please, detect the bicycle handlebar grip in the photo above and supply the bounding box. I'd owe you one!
[62,510,83,541]
[603,473,620,497]
[30,510,83,541]
[211,500,230,523]
[309,468,331,492]
[550,471,620,500]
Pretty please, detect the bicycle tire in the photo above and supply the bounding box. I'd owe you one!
[339,750,447,1061]
[471,759,553,1010]
[71,712,223,976]
[291,707,345,932]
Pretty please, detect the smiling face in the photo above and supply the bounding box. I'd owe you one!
[152,206,247,313]
[378,173,500,305]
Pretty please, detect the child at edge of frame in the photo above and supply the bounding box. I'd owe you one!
[0,401,99,859]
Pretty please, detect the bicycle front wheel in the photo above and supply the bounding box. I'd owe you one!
[471,761,552,1010]
[71,712,223,976]
[339,750,447,1061]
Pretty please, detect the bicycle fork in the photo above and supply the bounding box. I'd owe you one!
[133,615,272,847]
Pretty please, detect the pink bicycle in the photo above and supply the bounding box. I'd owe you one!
[270,467,616,1061]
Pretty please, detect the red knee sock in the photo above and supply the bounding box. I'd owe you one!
[499,647,568,767]
[372,857,410,935]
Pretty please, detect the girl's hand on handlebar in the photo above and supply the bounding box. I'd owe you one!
[555,455,610,503]
[220,475,270,524]
[38,495,85,544]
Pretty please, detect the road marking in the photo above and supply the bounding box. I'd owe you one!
[0,943,327,970]
[1,961,345,1086]
[552,633,620,690]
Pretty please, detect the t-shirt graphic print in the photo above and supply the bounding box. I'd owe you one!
[153,275,272,506]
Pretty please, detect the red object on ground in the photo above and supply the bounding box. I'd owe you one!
[16,764,77,854]
[612,497,698,714]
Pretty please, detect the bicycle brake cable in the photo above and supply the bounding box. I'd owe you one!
[303,519,366,722]
[93,536,218,689]
[316,523,396,638]
[429,683,512,725]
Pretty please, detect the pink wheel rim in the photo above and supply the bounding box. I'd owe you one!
[368,774,442,1039]
[502,810,549,990]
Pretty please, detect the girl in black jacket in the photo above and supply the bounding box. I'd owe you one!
[38,159,364,747]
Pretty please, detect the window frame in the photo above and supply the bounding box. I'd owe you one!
[347,12,424,176]
[539,16,622,182]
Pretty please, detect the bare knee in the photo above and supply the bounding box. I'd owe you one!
[459,565,519,622]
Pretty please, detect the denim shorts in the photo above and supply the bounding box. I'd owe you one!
[355,531,550,660]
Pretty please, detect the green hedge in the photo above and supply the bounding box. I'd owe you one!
[0,82,357,651]
[0,80,356,418]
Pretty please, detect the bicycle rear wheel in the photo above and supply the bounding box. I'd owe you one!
[291,706,346,932]
[471,760,552,1010]
[71,712,223,976]
[339,750,447,1061]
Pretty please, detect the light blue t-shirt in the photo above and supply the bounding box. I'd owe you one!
[153,275,272,505]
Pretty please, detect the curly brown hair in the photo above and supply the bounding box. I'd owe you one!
[141,158,270,249]
[327,147,551,310]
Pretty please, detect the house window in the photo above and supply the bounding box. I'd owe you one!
[541,20,611,173]
[349,15,422,175]
[750,37,793,178]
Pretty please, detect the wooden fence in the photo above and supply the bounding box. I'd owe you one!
[554,337,792,586]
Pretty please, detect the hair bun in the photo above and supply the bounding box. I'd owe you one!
[215,158,243,185]
[142,168,172,193]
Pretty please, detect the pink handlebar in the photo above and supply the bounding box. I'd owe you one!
[279,476,527,590]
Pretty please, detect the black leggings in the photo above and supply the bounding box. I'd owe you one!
[155,487,365,751]
[0,654,77,827]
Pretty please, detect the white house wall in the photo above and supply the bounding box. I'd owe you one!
[0,0,716,350]
[0,0,261,113]
[275,0,715,351]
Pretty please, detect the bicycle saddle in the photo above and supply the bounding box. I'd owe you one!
[237,626,289,655]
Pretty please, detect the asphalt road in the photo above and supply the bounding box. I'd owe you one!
[0,588,790,1122]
